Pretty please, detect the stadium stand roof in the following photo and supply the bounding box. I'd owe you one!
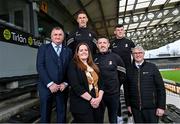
[59,0,180,49]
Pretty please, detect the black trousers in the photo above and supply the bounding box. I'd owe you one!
[118,81,123,116]
[131,107,159,123]
[72,111,94,123]
[117,99,122,116]
[71,107,103,123]
[63,87,69,122]
[101,94,119,123]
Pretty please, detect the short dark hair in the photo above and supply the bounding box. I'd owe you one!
[97,37,110,43]
[115,24,124,28]
[52,26,63,31]
[75,10,87,19]
[51,26,64,35]
[97,35,108,39]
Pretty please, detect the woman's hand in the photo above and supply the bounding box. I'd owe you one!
[90,97,102,108]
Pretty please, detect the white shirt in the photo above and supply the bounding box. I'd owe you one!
[135,60,144,68]
[51,42,62,56]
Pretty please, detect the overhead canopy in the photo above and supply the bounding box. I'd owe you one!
[59,0,180,50]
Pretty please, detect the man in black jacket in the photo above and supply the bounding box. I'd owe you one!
[126,45,166,123]
[67,10,97,56]
[110,24,135,122]
[111,24,135,69]
[94,37,126,123]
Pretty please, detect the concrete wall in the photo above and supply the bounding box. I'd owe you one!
[0,41,37,78]
[45,0,76,32]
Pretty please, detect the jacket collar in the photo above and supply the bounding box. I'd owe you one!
[97,50,111,55]
[133,60,146,69]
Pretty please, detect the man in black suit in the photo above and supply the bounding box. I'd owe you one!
[36,27,72,123]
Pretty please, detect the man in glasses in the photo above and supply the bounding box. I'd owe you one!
[126,45,166,123]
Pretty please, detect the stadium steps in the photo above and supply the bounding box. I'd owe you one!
[161,104,180,123]
[0,93,38,122]
[0,83,38,122]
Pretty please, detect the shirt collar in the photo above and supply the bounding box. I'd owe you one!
[51,42,62,48]
[135,60,144,68]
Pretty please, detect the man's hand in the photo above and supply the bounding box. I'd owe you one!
[58,83,66,92]
[49,83,59,93]
[128,106,132,114]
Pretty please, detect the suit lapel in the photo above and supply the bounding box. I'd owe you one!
[80,70,89,90]
[47,43,58,64]
[60,45,65,66]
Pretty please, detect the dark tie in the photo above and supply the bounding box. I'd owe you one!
[137,65,141,68]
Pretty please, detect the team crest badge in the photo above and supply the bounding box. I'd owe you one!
[76,32,81,36]
[109,61,112,65]
[125,44,128,47]
[89,33,92,37]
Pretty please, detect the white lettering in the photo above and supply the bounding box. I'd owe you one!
[11,32,27,43]
[33,39,42,46]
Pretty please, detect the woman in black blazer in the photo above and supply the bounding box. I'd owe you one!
[68,42,104,123]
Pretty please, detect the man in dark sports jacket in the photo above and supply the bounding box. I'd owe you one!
[67,10,97,56]
[111,24,135,69]
[126,45,166,123]
[110,24,135,122]
[94,37,126,123]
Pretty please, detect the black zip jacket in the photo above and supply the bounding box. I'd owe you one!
[110,38,135,68]
[94,51,126,96]
[67,27,97,55]
[126,61,166,110]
